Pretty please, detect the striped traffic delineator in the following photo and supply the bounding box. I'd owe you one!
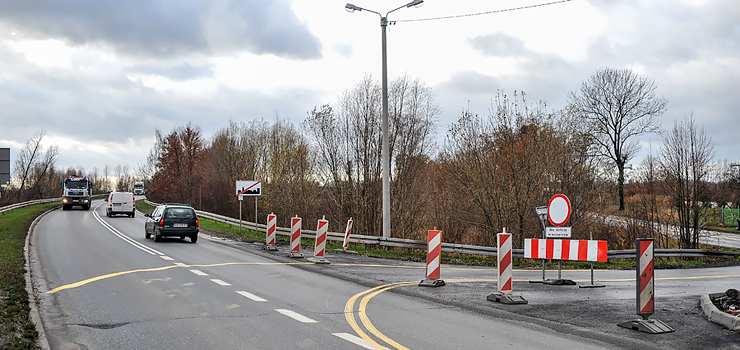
[335,218,357,254]
[288,216,304,258]
[419,228,445,287]
[263,213,278,251]
[308,216,330,264]
[618,238,674,333]
[487,228,527,304]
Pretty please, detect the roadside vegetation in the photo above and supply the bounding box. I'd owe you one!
[0,203,57,350]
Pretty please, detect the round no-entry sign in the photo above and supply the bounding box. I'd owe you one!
[548,194,571,227]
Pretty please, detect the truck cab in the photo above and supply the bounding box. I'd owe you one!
[62,176,92,210]
[133,181,145,196]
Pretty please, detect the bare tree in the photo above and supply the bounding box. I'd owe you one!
[660,115,714,248]
[569,67,668,210]
[13,130,59,201]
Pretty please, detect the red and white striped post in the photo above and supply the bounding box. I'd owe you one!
[342,218,353,250]
[263,213,278,251]
[288,216,303,258]
[618,238,673,333]
[637,238,655,317]
[487,228,527,304]
[419,228,445,287]
[308,216,330,264]
[498,229,513,294]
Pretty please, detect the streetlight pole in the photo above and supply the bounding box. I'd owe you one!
[345,0,423,240]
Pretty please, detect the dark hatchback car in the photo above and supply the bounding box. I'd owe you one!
[144,204,199,243]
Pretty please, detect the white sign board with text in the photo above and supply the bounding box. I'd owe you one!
[545,227,572,238]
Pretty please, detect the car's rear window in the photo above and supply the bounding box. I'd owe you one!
[164,208,195,219]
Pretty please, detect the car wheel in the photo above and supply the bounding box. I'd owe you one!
[154,230,161,242]
[62,205,68,211]
[145,229,151,239]
[84,205,90,210]
[130,211,135,218]
[190,235,198,243]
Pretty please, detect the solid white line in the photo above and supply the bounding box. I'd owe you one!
[92,207,164,256]
[332,333,383,350]
[190,270,208,276]
[236,291,267,302]
[275,309,317,323]
[160,256,174,261]
[211,279,231,286]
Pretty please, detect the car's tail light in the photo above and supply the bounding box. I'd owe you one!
[159,218,164,227]
[196,219,199,228]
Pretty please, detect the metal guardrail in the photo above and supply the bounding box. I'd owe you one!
[0,198,61,215]
[143,200,740,261]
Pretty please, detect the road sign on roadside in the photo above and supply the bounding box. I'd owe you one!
[236,180,261,197]
[548,194,571,227]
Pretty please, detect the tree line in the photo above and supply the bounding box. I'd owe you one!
[3,68,733,250]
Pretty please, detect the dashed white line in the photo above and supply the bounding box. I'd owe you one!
[190,269,208,276]
[160,256,174,261]
[332,333,384,350]
[211,279,231,286]
[174,263,187,267]
[275,309,318,323]
[236,291,267,302]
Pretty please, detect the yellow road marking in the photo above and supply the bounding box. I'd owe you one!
[46,265,180,294]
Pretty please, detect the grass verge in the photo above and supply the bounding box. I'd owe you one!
[0,202,58,349]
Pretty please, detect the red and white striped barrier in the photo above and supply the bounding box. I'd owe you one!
[308,217,330,264]
[263,213,278,251]
[637,239,654,316]
[419,228,444,287]
[487,228,527,304]
[618,238,673,333]
[342,218,353,249]
[498,232,513,293]
[524,239,607,262]
[289,216,303,258]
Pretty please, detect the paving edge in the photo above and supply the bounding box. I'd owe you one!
[24,205,58,350]
[700,293,740,331]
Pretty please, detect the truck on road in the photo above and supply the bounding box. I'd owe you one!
[62,176,93,210]
[133,181,145,195]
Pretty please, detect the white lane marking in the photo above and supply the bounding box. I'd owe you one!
[160,256,174,261]
[332,333,384,350]
[190,270,208,276]
[174,263,187,267]
[211,279,231,286]
[92,207,164,256]
[236,291,267,302]
[275,309,318,323]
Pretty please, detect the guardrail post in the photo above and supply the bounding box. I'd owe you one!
[618,238,674,333]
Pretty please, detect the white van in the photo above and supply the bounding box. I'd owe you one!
[106,192,136,218]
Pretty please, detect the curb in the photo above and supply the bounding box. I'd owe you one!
[24,205,58,350]
[700,293,740,331]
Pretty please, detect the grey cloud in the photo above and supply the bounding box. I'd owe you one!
[468,33,528,57]
[0,0,322,60]
[130,63,214,81]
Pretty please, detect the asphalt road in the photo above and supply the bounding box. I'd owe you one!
[27,200,664,350]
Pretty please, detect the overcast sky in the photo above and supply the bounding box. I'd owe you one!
[1,0,738,177]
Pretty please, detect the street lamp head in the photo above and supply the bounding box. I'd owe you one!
[345,3,363,12]
[406,0,424,8]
